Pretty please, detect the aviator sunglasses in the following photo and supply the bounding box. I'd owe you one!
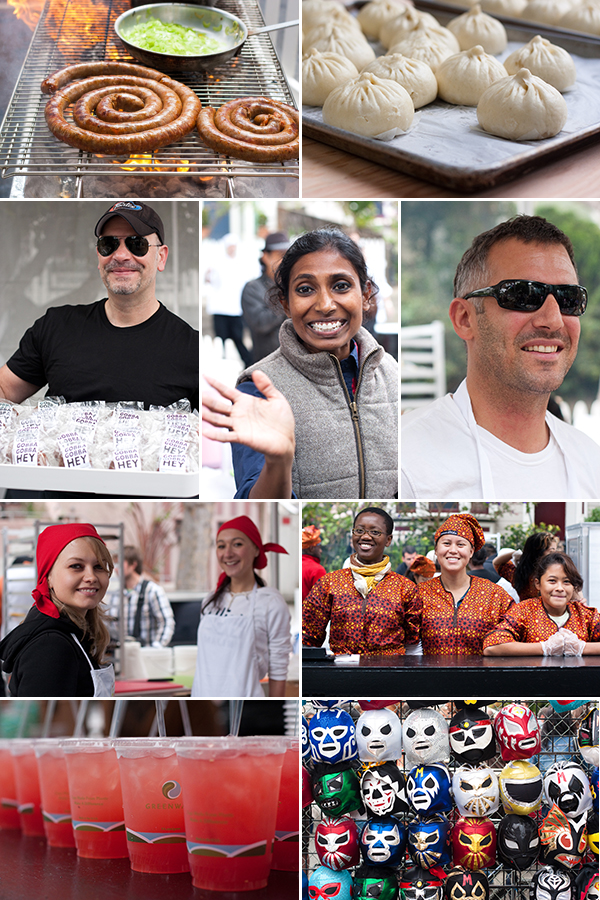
[464,280,588,316]
[96,235,162,257]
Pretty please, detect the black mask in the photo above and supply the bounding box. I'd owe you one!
[530,867,572,900]
[444,867,489,900]
[497,814,540,870]
[449,708,496,764]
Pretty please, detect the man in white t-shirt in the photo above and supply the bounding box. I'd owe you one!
[401,214,600,499]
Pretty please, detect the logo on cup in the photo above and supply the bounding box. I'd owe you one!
[162,780,182,800]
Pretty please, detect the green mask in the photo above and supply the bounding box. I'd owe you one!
[312,767,361,815]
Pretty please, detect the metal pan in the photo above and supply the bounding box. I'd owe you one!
[114,3,298,72]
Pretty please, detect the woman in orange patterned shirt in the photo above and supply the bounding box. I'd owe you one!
[302,507,421,656]
[483,552,600,656]
[418,513,513,655]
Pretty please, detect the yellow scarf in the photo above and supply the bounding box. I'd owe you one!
[349,556,391,596]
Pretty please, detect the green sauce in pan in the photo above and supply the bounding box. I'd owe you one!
[125,16,226,55]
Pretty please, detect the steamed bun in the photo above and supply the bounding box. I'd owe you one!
[521,0,574,25]
[381,7,440,48]
[306,25,377,70]
[560,2,600,34]
[504,35,576,91]
[447,5,508,54]
[322,72,414,139]
[389,22,459,71]
[477,67,568,140]
[363,53,438,107]
[436,46,507,105]
[356,0,411,39]
[302,49,360,106]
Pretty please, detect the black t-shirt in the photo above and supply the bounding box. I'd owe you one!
[7,300,199,410]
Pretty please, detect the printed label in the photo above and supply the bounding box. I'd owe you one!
[71,407,99,432]
[13,419,41,466]
[159,436,187,473]
[0,403,13,429]
[42,810,72,825]
[165,413,189,437]
[127,829,186,844]
[1,798,18,809]
[274,829,299,842]
[58,431,90,469]
[116,409,141,429]
[186,839,267,858]
[72,819,125,832]
[113,429,140,470]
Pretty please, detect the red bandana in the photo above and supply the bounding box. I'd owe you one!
[32,524,106,619]
[216,516,287,589]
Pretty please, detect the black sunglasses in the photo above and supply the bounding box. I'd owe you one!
[464,280,587,316]
[96,235,162,257]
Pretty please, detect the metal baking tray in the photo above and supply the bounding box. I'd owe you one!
[303,7,600,191]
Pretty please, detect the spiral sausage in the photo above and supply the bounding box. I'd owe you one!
[42,63,201,154]
[196,97,299,162]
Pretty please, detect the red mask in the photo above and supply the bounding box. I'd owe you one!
[494,704,540,761]
[452,817,497,870]
[315,815,360,870]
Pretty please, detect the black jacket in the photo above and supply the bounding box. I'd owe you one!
[0,606,97,696]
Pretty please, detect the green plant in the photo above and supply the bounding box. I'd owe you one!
[499,522,560,551]
[584,506,600,522]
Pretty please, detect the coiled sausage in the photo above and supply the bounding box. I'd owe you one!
[197,97,299,162]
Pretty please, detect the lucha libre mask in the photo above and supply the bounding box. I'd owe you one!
[310,709,358,764]
[303,716,311,764]
[360,815,407,868]
[497,814,540,871]
[315,815,360,870]
[311,763,362,816]
[303,766,313,808]
[530,867,572,900]
[578,707,599,767]
[575,865,599,900]
[352,864,399,900]
[309,865,353,900]
[452,766,499,818]
[312,701,354,710]
[357,709,402,763]
[361,762,409,817]
[449,710,496,765]
[403,709,450,767]
[444,867,489,900]
[540,804,587,869]
[358,701,401,711]
[494,704,540,761]
[498,760,543,815]
[408,814,451,869]
[543,761,593,819]
[407,764,452,814]
[451,817,496,871]
[590,768,599,813]
[587,812,599,855]
[399,866,444,900]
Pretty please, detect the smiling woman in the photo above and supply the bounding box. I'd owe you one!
[201,228,398,500]
[0,524,115,697]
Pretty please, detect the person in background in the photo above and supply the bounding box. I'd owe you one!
[469,546,519,602]
[482,542,499,578]
[0,524,114,696]
[494,531,559,601]
[107,546,175,648]
[242,232,290,363]
[204,233,252,367]
[405,555,436,586]
[192,516,292,697]
[302,525,326,600]
[397,543,418,575]
[483,551,600,656]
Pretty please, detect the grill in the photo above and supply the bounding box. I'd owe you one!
[0,0,299,197]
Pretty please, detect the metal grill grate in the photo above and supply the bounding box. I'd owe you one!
[0,0,298,197]
[303,700,599,896]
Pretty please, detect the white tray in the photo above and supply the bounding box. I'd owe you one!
[0,465,199,497]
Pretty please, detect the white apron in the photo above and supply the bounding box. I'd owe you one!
[192,585,264,698]
[71,634,115,697]
[453,379,583,498]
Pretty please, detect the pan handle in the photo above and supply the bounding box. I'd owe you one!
[247,19,299,37]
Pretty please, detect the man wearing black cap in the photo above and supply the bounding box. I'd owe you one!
[0,201,198,411]
[241,231,290,363]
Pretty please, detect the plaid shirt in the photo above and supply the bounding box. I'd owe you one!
[107,578,175,647]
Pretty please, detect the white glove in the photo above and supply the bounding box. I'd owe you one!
[540,630,565,656]
[561,629,586,657]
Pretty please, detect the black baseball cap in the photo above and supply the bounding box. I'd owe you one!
[94,201,165,244]
[263,232,290,252]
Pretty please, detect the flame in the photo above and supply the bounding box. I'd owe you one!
[120,154,191,172]
[7,0,43,29]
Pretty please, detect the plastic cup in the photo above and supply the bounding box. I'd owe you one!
[271,737,299,871]
[176,736,285,892]
[11,739,45,836]
[61,739,127,859]
[34,740,76,848]
[114,738,189,874]
[0,740,20,830]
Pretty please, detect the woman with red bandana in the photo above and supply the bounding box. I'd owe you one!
[418,513,513,654]
[0,524,114,696]
[192,516,292,698]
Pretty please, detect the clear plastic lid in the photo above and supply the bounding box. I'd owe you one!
[113,738,178,759]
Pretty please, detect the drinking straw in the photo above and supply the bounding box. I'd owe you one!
[228,700,244,736]
[178,699,192,736]
[41,699,57,738]
[16,701,29,737]
[155,699,167,737]
[109,700,128,739]
[73,700,89,737]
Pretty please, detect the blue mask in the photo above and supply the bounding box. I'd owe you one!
[310,708,358,764]
[302,715,311,764]
[360,815,407,867]
[407,764,453,814]
[408,814,451,868]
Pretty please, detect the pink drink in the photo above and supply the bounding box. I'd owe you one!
[61,739,127,859]
[271,739,300,871]
[115,739,189,874]
[0,741,20,829]
[177,737,285,892]
[34,741,75,848]
[11,740,45,836]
